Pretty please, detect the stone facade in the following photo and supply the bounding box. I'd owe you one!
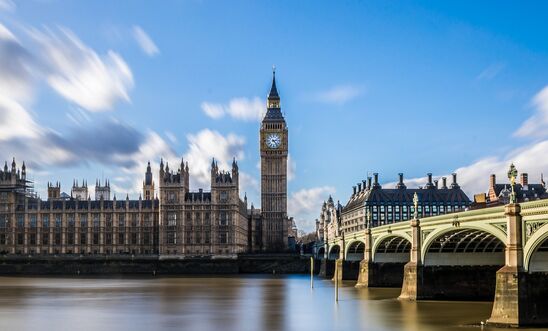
[158,158,249,256]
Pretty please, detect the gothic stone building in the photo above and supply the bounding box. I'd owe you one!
[0,72,292,256]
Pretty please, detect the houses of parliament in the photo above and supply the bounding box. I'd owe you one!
[0,73,293,256]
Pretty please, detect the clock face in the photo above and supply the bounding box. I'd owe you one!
[266,133,281,149]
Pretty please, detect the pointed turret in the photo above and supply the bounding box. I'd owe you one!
[267,66,280,109]
[232,157,238,170]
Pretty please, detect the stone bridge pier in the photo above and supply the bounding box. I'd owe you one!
[488,204,548,327]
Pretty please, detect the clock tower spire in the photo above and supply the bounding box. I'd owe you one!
[260,68,288,252]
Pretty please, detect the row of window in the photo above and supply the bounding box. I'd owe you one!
[165,231,229,245]
[0,213,155,229]
[0,232,155,246]
[166,211,233,227]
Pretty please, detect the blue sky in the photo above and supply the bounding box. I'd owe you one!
[2,1,548,231]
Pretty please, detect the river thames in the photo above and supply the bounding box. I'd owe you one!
[0,275,543,331]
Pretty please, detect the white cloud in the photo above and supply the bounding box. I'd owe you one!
[0,24,35,103]
[514,86,548,138]
[0,95,41,140]
[132,25,159,57]
[315,84,365,104]
[288,186,336,232]
[201,97,265,121]
[201,102,225,119]
[184,129,246,188]
[30,27,134,112]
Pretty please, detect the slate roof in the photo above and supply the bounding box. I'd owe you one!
[344,185,471,212]
[491,183,548,202]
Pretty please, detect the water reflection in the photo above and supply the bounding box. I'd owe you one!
[0,276,544,331]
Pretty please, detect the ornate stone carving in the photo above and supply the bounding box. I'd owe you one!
[525,221,548,241]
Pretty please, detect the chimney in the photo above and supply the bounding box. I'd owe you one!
[357,183,362,192]
[353,186,357,195]
[362,180,367,191]
[520,173,528,187]
[441,177,447,189]
[490,174,496,188]
[425,173,434,189]
[373,173,381,188]
[396,173,406,189]
[367,177,372,190]
[434,180,438,189]
[451,173,460,189]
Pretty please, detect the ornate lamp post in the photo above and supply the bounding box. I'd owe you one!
[507,163,518,204]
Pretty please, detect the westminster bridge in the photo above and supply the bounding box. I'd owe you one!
[317,199,548,327]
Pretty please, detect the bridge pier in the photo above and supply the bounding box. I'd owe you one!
[356,229,372,287]
[399,218,422,300]
[318,259,334,278]
[488,204,548,326]
[332,258,359,281]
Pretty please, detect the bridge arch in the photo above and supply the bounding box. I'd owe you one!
[524,222,548,272]
[328,244,341,260]
[422,225,506,266]
[345,240,365,261]
[372,234,411,263]
[316,246,326,259]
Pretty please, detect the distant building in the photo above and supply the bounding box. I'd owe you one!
[484,173,548,206]
[340,172,471,232]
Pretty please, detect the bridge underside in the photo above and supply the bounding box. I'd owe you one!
[346,242,364,261]
[328,245,340,261]
[356,236,411,288]
[375,236,410,263]
[425,229,504,266]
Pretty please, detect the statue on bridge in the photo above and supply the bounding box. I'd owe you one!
[507,163,518,204]
[413,192,419,219]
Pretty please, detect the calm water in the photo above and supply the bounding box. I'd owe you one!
[0,275,544,331]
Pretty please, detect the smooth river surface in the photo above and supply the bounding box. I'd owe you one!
[0,275,544,331]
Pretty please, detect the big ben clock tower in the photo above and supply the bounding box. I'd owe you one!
[260,69,288,251]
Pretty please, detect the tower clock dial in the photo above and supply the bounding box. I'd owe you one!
[266,133,281,149]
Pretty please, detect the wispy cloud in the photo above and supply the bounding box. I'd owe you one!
[288,186,336,232]
[132,26,159,57]
[476,62,505,81]
[314,84,365,105]
[201,97,265,121]
[514,86,548,138]
[24,26,134,112]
